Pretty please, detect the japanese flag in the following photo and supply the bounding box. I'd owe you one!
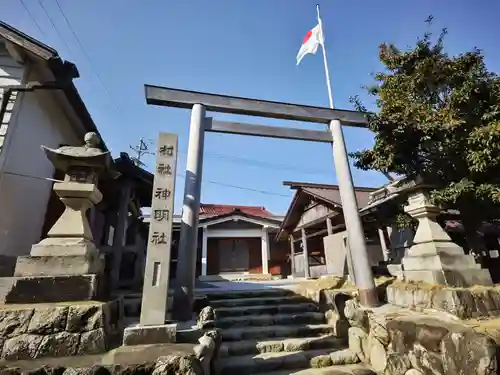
[296,23,324,65]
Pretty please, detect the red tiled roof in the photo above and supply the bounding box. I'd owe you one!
[200,204,273,217]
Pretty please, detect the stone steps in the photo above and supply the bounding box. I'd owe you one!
[219,335,347,358]
[211,295,310,308]
[215,348,367,375]
[215,303,318,318]
[206,289,295,301]
[256,364,376,375]
[209,288,369,374]
[215,312,325,329]
[220,324,336,342]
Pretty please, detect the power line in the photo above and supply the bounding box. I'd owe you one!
[52,0,123,117]
[198,150,332,175]
[128,138,292,198]
[36,0,74,57]
[136,145,333,176]
[18,0,45,36]
[178,174,292,198]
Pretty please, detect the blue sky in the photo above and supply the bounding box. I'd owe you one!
[2,0,500,214]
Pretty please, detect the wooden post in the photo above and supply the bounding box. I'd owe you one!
[378,227,390,262]
[111,181,132,290]
[201,227,208,276]
[261,227,269,274]
[326,217,333,235]
[301,228,310,278]
[140,132,178,326]
[289,234,295,277]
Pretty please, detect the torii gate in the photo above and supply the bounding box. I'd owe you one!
[144,84,378,321]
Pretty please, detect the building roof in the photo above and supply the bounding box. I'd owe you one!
[282,181,376,208]
[200,204,273,218]
[199,210,282,228]
[276,182,378,241]
[0,21,108,151]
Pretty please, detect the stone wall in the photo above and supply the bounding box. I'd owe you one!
[0,330,222,375]
[344,300,498,375]
[387,281,500,319]
[0,299,123,360]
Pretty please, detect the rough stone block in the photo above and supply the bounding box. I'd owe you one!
[408,343,443,375]
[66,304,105,333]
[310,354,333,368]
[404,268,493,288]
[387,282,500,319]
[329,348,359,365]
[36,331,80,358]
[27,306,68,334]
[155,354,203,375]
[368,314,390,347]
[102,298,123,335]
[387,320,418,354]
[77,328,106,355]
[440,329,497,375]
[122,324,176,346]
[348,327,368,362]
[0,308,34,338]
[14,254,102,277]
[1,334,43,360]
[0,275,99,303]
[368,336,388,373]
[385,353,411,375]
[414,323,449,353]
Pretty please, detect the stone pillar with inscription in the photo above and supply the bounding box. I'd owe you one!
[123,132,179,346]
[0,132,116,303]
[401,186,493,287]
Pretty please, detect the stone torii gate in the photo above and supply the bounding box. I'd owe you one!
[144,84,378,321]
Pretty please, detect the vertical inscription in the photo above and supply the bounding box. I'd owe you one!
[140,132,178,326]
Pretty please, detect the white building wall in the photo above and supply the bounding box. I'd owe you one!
[0,58,79,256]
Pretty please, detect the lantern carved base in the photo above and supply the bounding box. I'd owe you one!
[12,181,105,280]
[401,188,493,287]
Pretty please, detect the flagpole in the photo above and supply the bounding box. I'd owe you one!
[315,4,378,306]
[316,4,335,109]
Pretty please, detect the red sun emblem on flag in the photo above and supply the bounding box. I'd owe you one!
[303,30,313,44]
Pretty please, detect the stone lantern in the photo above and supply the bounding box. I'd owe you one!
[3,132,118,303]
[29,132,115,258]
[401,183,493,287]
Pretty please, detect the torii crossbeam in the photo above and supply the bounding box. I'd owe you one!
[144,84,378,321]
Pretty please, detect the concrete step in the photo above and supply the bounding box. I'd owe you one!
[215,303,318,319]
[256,364,376,375]
[220,324,336,342]
[215,348,344,375]
[206,289,295,301]
[215,312,325,329]
[219,335,347,358]
[211,295,310,308]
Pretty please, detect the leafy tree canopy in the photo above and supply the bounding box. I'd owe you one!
[350,17,500,223]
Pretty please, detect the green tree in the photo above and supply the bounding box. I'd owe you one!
[350,18,500,255]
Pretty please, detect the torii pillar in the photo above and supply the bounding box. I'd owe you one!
[172,104,206,321]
